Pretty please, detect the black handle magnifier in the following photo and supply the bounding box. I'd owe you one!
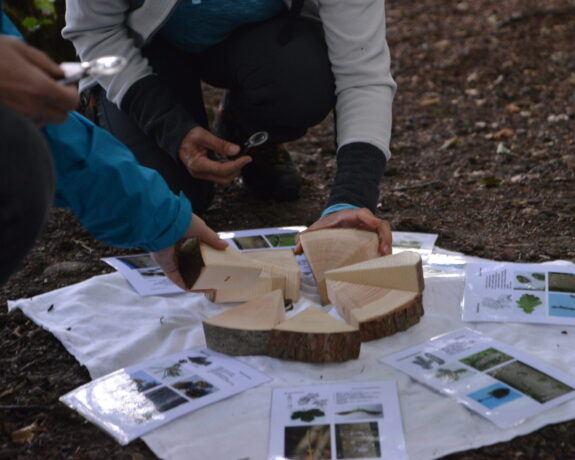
[230,131,269,159]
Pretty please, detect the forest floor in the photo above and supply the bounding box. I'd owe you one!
[1,0,574,458]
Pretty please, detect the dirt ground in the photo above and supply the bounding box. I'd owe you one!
[1,0,574,458]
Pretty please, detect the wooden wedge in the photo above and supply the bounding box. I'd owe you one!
[268,307,361,362]
[327,279,423,342]
[177,239,262,291]
[324,251,424,293]
[203,290,285,356]
[299,229,379,305]
[206,272,284,304]
[244,249,301,302]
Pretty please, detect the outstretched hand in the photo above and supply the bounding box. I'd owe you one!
[151,214,228,290]
[178,126,252,184]
[295,208,392,256]
[0,35,79,125]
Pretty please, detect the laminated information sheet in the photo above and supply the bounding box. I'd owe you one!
[269,381,406,460]
[60,348,271,445]
[381,328,575,428]
[462,262,575,325]
[102,254,184,296]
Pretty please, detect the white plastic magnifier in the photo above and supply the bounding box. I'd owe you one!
[58,56,127,85]
[242,131,269,154]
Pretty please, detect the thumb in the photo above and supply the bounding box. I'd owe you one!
[201,131,240,157]
[202,231,228,250]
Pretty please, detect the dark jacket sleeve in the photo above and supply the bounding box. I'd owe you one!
[120,75,198,159]
[324,142,387,214]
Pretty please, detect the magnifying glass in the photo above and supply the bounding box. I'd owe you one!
[58,56,127,85]
[229,131,269,160]
[242,131,269,155]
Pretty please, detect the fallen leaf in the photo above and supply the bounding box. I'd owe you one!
[420,96,440,106]
[496,143,510,155]
[11,423,37,444]
[480,176,502,187]
[440,137,460,150]
[547,114,569,123]
[505,103,521,113]
[486,128,515,140]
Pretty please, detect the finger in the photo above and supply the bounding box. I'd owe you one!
[191,156,251,182]
[199,227,228,250]
[376,220,393,255]
[17,39,64,78]
[29,102,70,125]
[43,81,80,114]
[163,267,188,291]
[199,130,240,157]
[294,233,304,254]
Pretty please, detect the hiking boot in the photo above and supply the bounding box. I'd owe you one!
[241,143,301,201]
[213,93,302,201]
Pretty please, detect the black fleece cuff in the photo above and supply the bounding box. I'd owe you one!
[324,142,387,213]
[120,75,198,159]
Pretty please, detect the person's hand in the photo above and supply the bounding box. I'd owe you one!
[151,213,228,290]
[178,126,252,184]
[295,208,392,256]
[0,35,79,125]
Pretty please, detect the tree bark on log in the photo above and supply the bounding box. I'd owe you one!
[267,329,361,363]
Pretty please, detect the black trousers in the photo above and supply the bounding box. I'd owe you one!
[94,16,335,213]
[0,104,55,285]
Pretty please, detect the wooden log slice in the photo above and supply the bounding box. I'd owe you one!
[268,307,361,362]
[202,290,285,356]
[244,249,301,302]
[327,278,424,342]
[206,272,284,304]
[177,239,261,291]
[299,229,379,305]
[325,251,424,293]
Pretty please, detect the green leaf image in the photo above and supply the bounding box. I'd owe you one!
[532,273,545,281]
[291,409,325,422]
[516,275,531,284]
[517,294,542,313]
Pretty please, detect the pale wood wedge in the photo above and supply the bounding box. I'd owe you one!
[206,272,284,303]
[299,229,379,305]
[327,279,423,341]
[177,239,262,291]
[203,290,285,356]
[244,249,301,302]
[268,307,361,362]
[324,251,424,293]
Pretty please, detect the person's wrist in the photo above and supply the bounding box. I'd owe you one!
[321,203,359,217]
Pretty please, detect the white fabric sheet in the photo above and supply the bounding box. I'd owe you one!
[8,252,575,460]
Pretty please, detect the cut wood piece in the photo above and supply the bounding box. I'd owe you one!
[243,249,301,302]
[325,251,424,293]
[326,279,424,342]
[203,290,285,356]
[177,239,262,291]
[206,272,284,304]
[326,280,392,322]
[268,307,361,362]
[299,229,380,305]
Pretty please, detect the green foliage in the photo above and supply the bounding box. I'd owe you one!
[21,16,53,31]
[532,273,545,281]
[20,0,57,32]
[516,293,542,313]
[34,0,56,16]
[516,275,531,284]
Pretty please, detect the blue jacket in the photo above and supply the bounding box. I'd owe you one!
[1,9,192,251]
